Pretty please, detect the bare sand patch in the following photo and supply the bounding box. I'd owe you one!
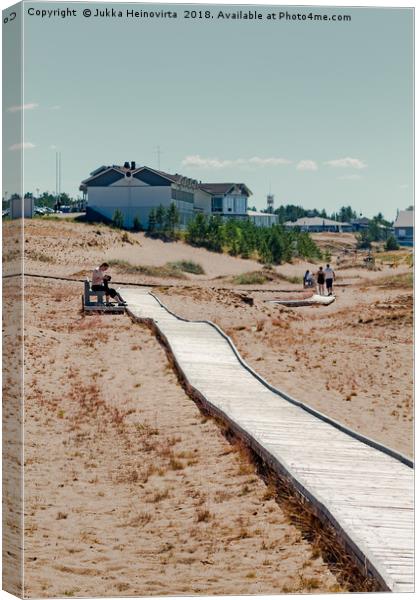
[23,279,347,597]
[16,219,413,595]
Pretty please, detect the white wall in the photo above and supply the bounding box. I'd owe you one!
[224,194,247,215]
[11,196,33,219]
[88,185,172,228]
[248,212,278,227]
[194,188,212,214]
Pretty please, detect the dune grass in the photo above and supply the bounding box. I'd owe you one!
[232,271,270,285]
[232,270,303,286]
[278,273,302,285]
[167,260,205,275]
[370,272,413,289]
[107,259,205,279]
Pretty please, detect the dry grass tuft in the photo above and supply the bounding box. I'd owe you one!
[196,508,212,523]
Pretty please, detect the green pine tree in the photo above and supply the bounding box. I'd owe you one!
[384,235,399,251]
[165,202,180,239]
[112,209,124,229]
[147,209,157,234]
[155,205,165,233]
[133,215,142,232]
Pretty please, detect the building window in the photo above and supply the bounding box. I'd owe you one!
[234,197,246,213]
[171,188,194,204]
[212,197,223,212]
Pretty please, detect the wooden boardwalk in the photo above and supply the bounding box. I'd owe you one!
[121,287,414,593]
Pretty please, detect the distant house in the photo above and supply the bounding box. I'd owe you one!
[80,162,252,229]
[351,217,371,232]
[10,195,34,219]
[197,183,252,221]
[248,210,278,227]
[393,210,414,246]
[284,216,352,233]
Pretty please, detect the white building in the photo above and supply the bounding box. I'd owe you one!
[248,210,278,227]
[80,163,253,228]
[80,163,196,228]
[393,210,414,246]
[10,195,34,219]
[284,216,352,233]
[198,183,252,221]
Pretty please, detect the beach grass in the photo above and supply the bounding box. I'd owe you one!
[232,271,270,285]
[107,259,187,279]
[167,260,205,275]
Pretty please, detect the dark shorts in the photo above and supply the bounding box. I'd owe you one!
[326,278,333,289]
[317,277,325,285]
[92,284,118,298]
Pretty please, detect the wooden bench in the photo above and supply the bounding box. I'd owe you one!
[82,279,125,314]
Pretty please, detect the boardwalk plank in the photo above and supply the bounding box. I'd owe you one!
[122,287,414,593]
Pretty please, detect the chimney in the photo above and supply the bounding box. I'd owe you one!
[131,161,136,170]
[123,161,130,169]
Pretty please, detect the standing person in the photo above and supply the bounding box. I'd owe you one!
[316,266,325,296]
[324,263,335,296]
[92,263,126,306]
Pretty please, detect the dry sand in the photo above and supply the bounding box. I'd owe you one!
[159,279,413,458]
[23,279,344,597]
[8,218,413,595]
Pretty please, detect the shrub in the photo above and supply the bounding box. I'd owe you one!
[384,235,400,251]
[112,209,124,229]
[165,202,180,239]
[233,271,269,285]
[133,215,142,232]
[356,230,372,249]
[147,209,157,234]
[168,260,205,274]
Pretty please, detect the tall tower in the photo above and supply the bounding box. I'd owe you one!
[267,194,274,214]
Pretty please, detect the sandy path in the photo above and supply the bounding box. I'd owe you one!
[23,279,343,597]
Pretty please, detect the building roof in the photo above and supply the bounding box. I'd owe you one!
[199,182,253,196]
[248,210,276,217]
[81,165,252,195]
[393,210,414,229]
[284,216,350,227]
[351,217,371,225]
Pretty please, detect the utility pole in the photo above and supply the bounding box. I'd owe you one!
[55,152,58,210]
[55,151,62,211]
[59,152,62,202]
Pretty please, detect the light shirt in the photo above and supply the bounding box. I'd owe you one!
[324,267,334,280]
[92,267,104,285]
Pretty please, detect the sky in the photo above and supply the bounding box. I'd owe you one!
[2,1,414,220]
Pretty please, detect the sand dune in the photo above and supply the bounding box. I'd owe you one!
[14,218,413,595]
[23,279,344,597]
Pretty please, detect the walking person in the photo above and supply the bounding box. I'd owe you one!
[324,263,335,296]
[92,263,126,306]
[316,266,325,296]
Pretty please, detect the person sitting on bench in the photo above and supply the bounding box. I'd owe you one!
[92,263,126,306]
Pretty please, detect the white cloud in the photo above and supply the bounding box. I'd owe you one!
[337,174,362,180]
[7,103,38,113]
[9,142,36,151]
[248,156,292,166]
[400,184,409,189]
[325,157,367,169]
[50,105,61,110]
[182,154,291,169]
[296,160,318,171]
